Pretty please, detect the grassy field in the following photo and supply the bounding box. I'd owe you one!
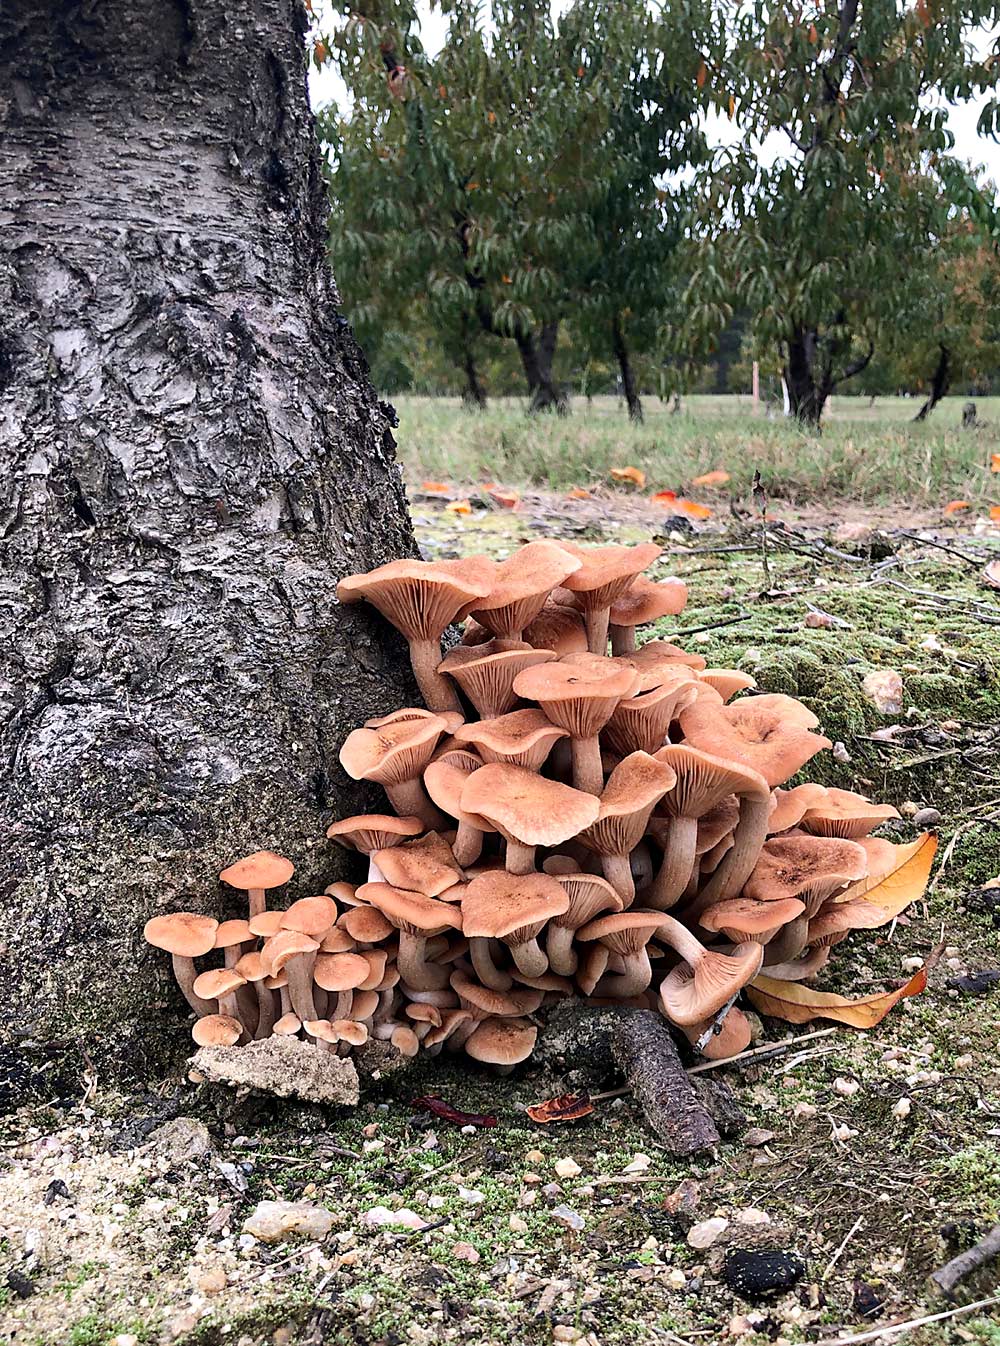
[393,394,1000,507]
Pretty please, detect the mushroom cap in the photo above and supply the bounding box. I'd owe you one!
[281,895,339,936]
[698,896,806,944]
[609,576,688,627]
[743,835,870,909]
[465,541,583,637]
[261,929,320,975]
[800,788,901,840]
[390,1025,421,1057]
[677,696,830,789]
[332,1019,369,1046]
[807,898,887,946]
[697,668,758,702]
[214,919,253,950]
[373,831,464,897]
[192,1014,244,1047]
[423,1008,474,1048]
[628,639,707,673]
[738,693,820,729]
[684,1006,753,1060]
[438,640,556,717]
[339,716,449,787]
[464,1016,538,1066]
[602,671,699,756]
[694,796,740,853]
[522,600,589,655]
[351,989,381,1019]
[219,851,294,892]
[326,880,363,906]
[550,872,623,929]
[192,967,247,1000]
[357,949,389,989]
[423,757,495,833]
[449,968,544,1017]
[578,752,677,857]
[454,708,568,770]
[234,951,270,981]
[461,871,570,942]
[247,910,286,937]
[768,783,830,834]
[406,1002,443,1026]
[337,557,496,642]
[313,951,372,992]
[366,707,465,734]
[304,1018,341,1044]
[338,905,395,943]
[575,943,610,995]
[576,908,665,955]
[659,942,764,1026]
[273,1012,302,1035]
[319,927,359,953]
[459,763,600,848]
[144,912,219,958]
[556,542,663,608]
[357,882,464,938]
[513,657,639,739]
[326,814,425,853]
[653,744,770,816]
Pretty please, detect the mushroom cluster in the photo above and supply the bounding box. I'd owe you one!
[145,541,904,1069]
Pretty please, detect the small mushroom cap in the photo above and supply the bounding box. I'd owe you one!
[576,909,664,955]
[373,831,464,897]
[326,880,362,906]
[192,967,247,1000]
[304,1018,341,1043]
[556,542,663,607]
[273,1012,302,1035]
[234,951,270,981]
[313,951,372,991]
[261,929,320,975]
[450,968,544,1017]
[800,788,901,840]
[357,882,464,937]
[465,1016,538,1065]
[653,744,771,815]
[366,707,465,734]
[693,796,740,853]
[602,671,699,756]
[550,872,624,928]
[390,1025,421,1057]
[358,949,389,989]
[699,896,806,944]
[424,758,496,833]
[461,871,570,942]
[406,1002,443,1026]
[281,895,339,936]
[248,910,285,937]
[513,657,639,739]
[337,556,496,641]
[332,1019,369,1046]
[575,944,610,995]
[465,541,583,637]
[807,898,887,946]
[768,783,830,834]
[744,835,869,907]
[454,708,568,770]
[578,751,677,857]
[679,696,831,788]
[144,912,219,957]
[351,989,381,1019]
[214,919,253,949]
[697,668,758,701]
[609,576,688,627]
[460,763,601,848]
[659,942,764,1026]
[684,1007,753,1060]
[629,640,706,673]
[739,693,820,729]
[338,904,396,943]
[219,851,294,892]
[339,716,449,786]
[423,1008,474,1048]
[522,601,589,654]
[438,640,557,717]
[192,1014,244,1047]
[319,927,357,953]
[326,813,425,852]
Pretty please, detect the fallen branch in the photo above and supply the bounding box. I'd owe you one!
[609,1010,720,1155]
[930,1223,1000,1295]
[818,1295,1000,1345]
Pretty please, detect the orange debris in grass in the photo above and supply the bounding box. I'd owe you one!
[610,466,647,489]
[943,500,971,515]
[446,499,473,515]
[692,470,730,487]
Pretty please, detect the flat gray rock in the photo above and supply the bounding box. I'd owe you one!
[191,1035,360,1106]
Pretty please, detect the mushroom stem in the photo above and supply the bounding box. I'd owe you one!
[247,887,266,918]
[452,820,484,867]
[584,606,611,656]
[687,794,771,916]
[571,735,605,796]
[384,780,447,831]
[171,955,217,1017]
[763,914,810,966]
[654,914,710,968]
[508,937,549,978]
[253,985,276,1039]
[397,932,450,991]
[505,838,537,875]
[367,857,386,883]
[594,948,652,999]
[648,815,699,910]
[409,637,463,714]
[284,954,320,1023]
[279,986,293,1017]
[546,925,579,977]
[470,937,514,991]
[610,624,637,656]
[600,853,635,905]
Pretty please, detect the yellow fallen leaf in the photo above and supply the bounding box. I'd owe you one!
[446,499,472,515]
[567,487,592,500]
[745,960,933,1029]
[943,500,971,515]
[692,470,730,487]
[610,466,646,489]
[830,832,937,919]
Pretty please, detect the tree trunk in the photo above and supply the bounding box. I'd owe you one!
[460,347,488,409]
[611,313,643,423]
[783,327,829,428]
[913,344,951,422]
[516,322,567,414]
[0,0,417,1095]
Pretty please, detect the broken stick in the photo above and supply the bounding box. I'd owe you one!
[930,1223,1000,1296]
[609,1009,720,1156]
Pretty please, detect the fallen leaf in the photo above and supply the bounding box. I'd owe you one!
[610,466,646,489]
[412,1096,497,1128]
[566,487,592,500]
[487,487,520,510]
[831,832,938,919]
[943,500,971,515]
[990,453,1000,473]
[651,489,678,506]
[989,506,1000,521]
[746,957,936,1028]
[984,559,1000,589]
[420,480,452,494]
[678,498,713,519]
[526,1093,595,1124]
[446,499,472,515]
[692,470,731,487]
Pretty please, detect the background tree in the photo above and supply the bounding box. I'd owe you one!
[0,0,416,1089]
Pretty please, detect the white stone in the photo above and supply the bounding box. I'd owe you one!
[892,1097,912,1120]
[834,1078,860,1097]
[242,1200,334,1243]
[554,1158,582,1179]
[623,1153,650,1173]
[361,1206,428,1230]
[687,1217,729,1249]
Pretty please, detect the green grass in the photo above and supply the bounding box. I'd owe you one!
[393,393,1000,504]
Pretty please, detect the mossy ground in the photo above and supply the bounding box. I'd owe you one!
[3,492,999,1346]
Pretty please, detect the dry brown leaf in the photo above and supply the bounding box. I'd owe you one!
[831,832,937,919]
[526,1093,595,1124]
[746,958,935,1028]
[692,470,730,487]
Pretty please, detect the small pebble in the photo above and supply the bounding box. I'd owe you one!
[554,1158,581,1179]
[892,1097,912,1120]
[902,956,924,973]
[509,1214,528,1233]
[736,1208,771,1227]
[551,1204,585,1231]
[953,1054,974,1070]
[834,1078,860,1097]
[552,1328,583,1343]
[666,1268,687,1289]
[451,1241,480,1263]
[623,1153,650,1173]
[687,1217,729,1249]
[195,1268,227,1295]
[457,1187,484,1205]
[792,1102,817,1121]
[526,1149,544,1164]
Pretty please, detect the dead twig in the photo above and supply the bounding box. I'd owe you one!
[930,1223,1000,1295]
[686,1027,838,1074]
[818,1294,1000,1345]
[822,1214,864,1280]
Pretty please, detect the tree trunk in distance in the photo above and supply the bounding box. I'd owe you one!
[516,322,567,414]
[783,326,828,428]
[460,348,488,409]
[611,312,643,423]
[913,344,951,422]
[0,0,417,1095]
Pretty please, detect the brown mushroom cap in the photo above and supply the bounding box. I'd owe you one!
[575,943,610,995]
[653,744,771,816]
[602,670,699,756]
[357,882,463,938]
[609,577,687,627]
[423,1008,474,1048]
[465,541,582,638]
[576,909,664,955]
[339,716,449,787]
[313,951,372,992]
[459,763,600,848]
[247,910,287,938]
[550,873,624,927]
[192,967,247,1001]
[699,896,806,944]
[521,601,589,655]
[234,951,269,982]
[351,988,381,1019]
[326,814,425,853]
[454,708,568,770]
[373,831,465,897]
[261,929,320,975]
[219,851,294,892]
[366,707,465,733]
[578,752,677,857]
[678,696,832,788]
[658,942,764,1025]
[424,757,495,833]
[684,1007,753,1060]
[214,919,253,950]
[629,640,707,673]
[556,542,663,607]
[694,796,741,853]
[303,1018,341,1044]
[800,788,902,840]
[273,1012,302,1035]
[338,905,395,943]
[461,871,570,943]
[319,927,359,953]
[450,968,545,1017]
[743,835,870,910]
[464,1016,538,1066]
[768,783,830,834]
[281,895,339,937]
[697,669,758,702]
[337,557,496,641]
[144,912,219,957]
[807,898,887,946]
[438,640,556,718]
[512,657,639,739]
[192,1014,244,1047]
[332,1019,369,1046]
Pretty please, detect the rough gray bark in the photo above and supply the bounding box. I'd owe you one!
[0,0,417,1096]
[610,1011,721,1156]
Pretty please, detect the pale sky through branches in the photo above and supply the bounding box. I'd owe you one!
[310,0,1000,186]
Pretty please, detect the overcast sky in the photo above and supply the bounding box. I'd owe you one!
[310,1,1000,185]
